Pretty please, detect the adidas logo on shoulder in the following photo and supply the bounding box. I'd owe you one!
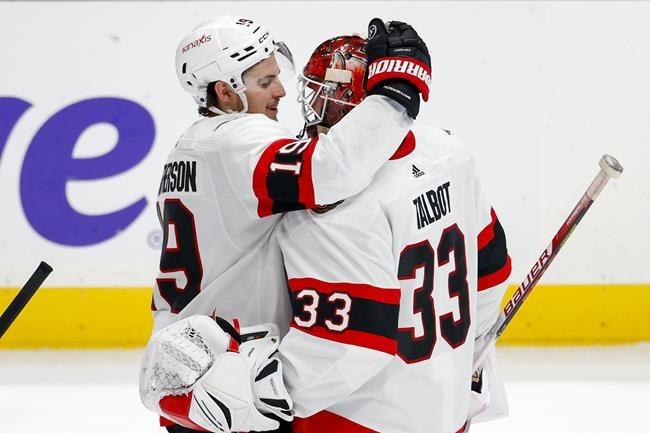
[412,164,425,178]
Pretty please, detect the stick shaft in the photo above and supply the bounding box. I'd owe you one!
[473,156,622,369]
[493,169,612,339]
[0,261,53,339]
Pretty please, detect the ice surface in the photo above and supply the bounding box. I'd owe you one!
[0,345,648,433]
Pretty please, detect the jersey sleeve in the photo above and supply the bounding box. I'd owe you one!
[474,177,512,336]
[276,206,400,418]
[239,95,412,217]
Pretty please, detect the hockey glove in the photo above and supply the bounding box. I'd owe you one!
[365,18,432,119]
[239,324,294,423]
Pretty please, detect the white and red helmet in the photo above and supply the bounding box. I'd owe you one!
[175,16,294,114]
[298,35,367,129]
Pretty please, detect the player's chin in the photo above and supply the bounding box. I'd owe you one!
[265,107,279,120]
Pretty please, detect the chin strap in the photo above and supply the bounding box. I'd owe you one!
[297,123,308,140]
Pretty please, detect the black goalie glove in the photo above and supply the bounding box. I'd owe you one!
[365,18,432,119]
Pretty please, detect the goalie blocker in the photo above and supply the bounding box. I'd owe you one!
[139,315,293,433]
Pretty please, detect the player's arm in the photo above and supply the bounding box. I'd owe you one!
[473,174,511,346]
[226,19,431,218]
[475,205,511,335]
[250,95,412,217]
[470,176,512,421]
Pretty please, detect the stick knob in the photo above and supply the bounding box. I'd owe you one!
[600,154,624,178]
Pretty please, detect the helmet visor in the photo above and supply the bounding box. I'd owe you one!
[275,41,295,83]
[242,41,295,94]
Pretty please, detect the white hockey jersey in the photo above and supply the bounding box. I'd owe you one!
[150,95,412,336]
[277,127,511,433]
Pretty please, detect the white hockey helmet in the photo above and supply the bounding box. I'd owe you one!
[175,15,294,114]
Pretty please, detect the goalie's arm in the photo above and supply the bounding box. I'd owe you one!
[476,207,511,336]
[467,184,513,423]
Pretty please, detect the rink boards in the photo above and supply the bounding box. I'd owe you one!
[0,284,648,348]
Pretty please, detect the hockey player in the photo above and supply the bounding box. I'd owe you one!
[140,15,432,433]
[275,27,512,433]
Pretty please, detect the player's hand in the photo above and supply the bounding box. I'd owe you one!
[469,367,489,420]
[365,18,432,118]
[384,21,431,71]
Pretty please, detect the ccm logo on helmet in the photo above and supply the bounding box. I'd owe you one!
[182,34,212,53]
[368,58,431,85]
[258,31,269,44]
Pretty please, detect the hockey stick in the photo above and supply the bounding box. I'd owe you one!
[473,155,623,369]
[0,261,53,339]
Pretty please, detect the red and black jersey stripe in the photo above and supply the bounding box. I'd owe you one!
[252,137,317,217]
[477,208,511,290]
[293,410,379,433]
[293,410,468,433]
[289,278,400,354]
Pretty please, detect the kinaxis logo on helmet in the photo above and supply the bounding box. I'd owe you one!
[367,58,432,85]
[182,34,212,53]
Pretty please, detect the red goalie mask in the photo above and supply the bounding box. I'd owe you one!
[298,35,367,133]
